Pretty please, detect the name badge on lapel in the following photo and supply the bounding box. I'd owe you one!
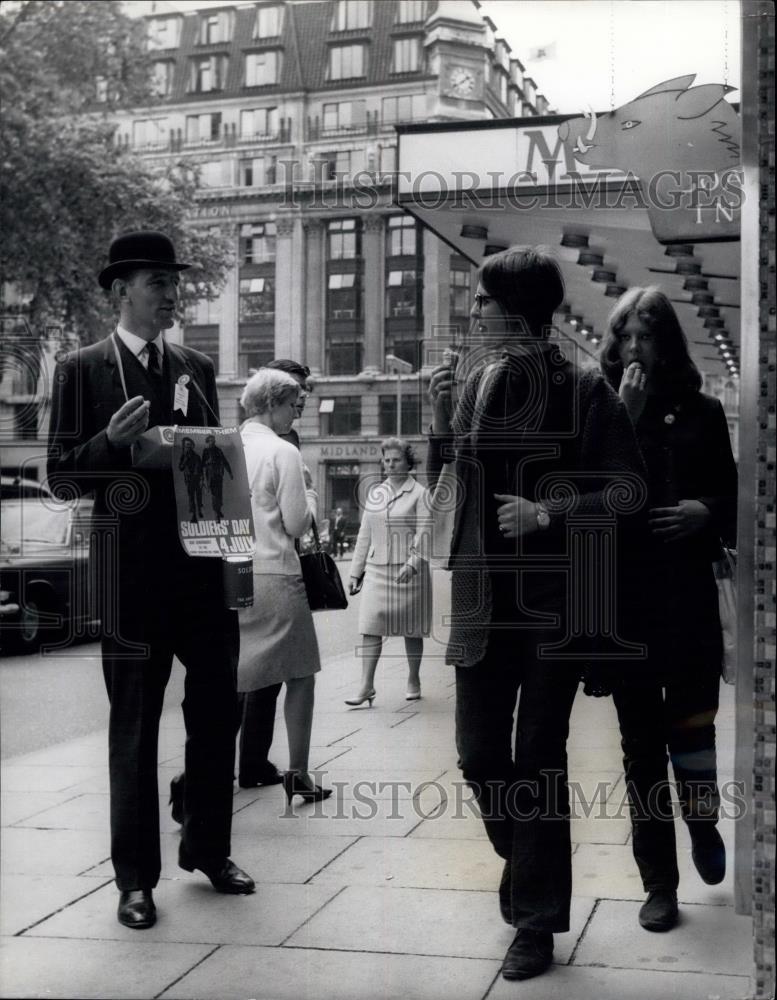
[174,375,189,416]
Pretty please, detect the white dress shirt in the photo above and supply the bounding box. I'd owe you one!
[116,325,164,369]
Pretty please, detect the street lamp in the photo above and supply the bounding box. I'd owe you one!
[385,353,413,436]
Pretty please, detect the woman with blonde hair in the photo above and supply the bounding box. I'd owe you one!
[238,368,331,804]
[346,437,432,705]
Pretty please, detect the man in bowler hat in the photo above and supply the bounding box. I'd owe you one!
[47,230,254,930]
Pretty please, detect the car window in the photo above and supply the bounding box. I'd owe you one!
[1,500,72,550]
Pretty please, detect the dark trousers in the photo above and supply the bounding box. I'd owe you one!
[455,631,580,933]
[612,672,721,892]
[238,683,282,780]
[102,606,240,890]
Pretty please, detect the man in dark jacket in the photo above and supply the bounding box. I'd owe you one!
[201,433,233,520]
[47,231,254,931]
[427,246,647,982]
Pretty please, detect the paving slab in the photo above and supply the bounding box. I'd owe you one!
[10,792,179,835]
[1,827,109,877]
[0,765,102,793]
[0,936,213,1000]
[573,899,752,976]
[163,943,500,1000]
[26,878,339,946]
[486,963,750,1000]
[231,792,423,838]
[322,744,459,771]
[0,874,112,936]
[83,832,358,885]
[286,884,594,963]
[309,835,502,891]
[0,790,84,826]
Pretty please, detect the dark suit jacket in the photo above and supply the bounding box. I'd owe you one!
[47,333,224,640]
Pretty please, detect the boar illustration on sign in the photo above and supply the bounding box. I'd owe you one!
[557,75,742,243]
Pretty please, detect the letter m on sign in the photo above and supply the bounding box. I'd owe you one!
[523,128,579,182]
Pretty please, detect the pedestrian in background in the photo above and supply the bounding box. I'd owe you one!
[598,286,738,932]
[346,438,432,706]
[238,368,331,805]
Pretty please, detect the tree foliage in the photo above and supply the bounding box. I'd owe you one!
[0,1,233,345]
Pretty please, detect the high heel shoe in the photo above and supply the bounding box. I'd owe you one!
[405,688,422,701]
[344,688,376,707]
[282,771,333,804]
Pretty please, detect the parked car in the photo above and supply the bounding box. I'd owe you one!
[0,496,96,653]
[0,475,52,500]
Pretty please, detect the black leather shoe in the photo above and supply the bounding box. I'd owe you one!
[179,847,255,894]
[238,763,284,788]
[502,929,554,981]
[639,889,678,931]
[498,860,512,924]
[117,889,156,929]
[169,773,185,826]
[690,824,726,885]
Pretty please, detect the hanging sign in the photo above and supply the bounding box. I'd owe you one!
[173,427,255,557]
[557,76,741,243]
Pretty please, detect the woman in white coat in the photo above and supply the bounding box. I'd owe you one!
[238,368,331,804]
[346,438,433,705]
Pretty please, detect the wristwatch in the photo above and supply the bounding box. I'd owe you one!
[535,502,550,531]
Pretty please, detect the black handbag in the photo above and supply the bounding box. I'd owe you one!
[299,519,349,612]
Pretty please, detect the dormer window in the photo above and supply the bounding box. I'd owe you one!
[147,15,181,51]
[198,10,234,45]
[327,44,366,80]
[188,55,229,93]
[331,0,372,31]
[151,60,175,98]
[245,50,282,87]
[395,0,427,23]
[254,4,284,38]
[391,37,421,73]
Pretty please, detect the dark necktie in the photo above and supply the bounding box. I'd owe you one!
[145,341,163,381]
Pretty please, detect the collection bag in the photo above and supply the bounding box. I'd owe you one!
[299,518,348,612]
[713,546,737,685]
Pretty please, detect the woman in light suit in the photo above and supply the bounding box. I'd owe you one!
[346,438,433,705]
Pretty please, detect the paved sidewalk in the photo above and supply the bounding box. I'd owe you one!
[1,574,752,999]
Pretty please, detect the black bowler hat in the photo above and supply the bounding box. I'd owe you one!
[98,230,190,290]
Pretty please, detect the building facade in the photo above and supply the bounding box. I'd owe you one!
[109,0,550,531]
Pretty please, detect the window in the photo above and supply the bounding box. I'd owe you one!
[245,50,282,86]
[254,4,284,37]
[331,1,372,31]
[386,215,417,257]
[391,37,421,73]
[239,107,278,138]
[316,150,351,181]
[386,269,418,317]
[147,16,181,50]
[327,44,366,80]
[379,145,397,174]
[327,219,359,260]
[185,112,222,143]
[321,396,362,434]
[199,160,231,188]
[328,272,361,319]
[183,327,219,372]
[240,156,277,186]
[322,99,366,132]
[238,332,275,376]
[241,222,277,263]
[378,394,421,435]
[132,117,168,148]
[198,10,233,45]
[381,94,425,123]
[239,277,275,320]
[384,334,421,369]
[395,0,427,23]
[188,55,228,93]
[450,267,471,315]
[184,298,220,326]
[151,60,175,97]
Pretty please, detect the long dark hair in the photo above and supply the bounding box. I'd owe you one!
[479,245,564,338]
[600,286,702,394]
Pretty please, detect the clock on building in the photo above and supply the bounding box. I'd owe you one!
[447,66,476,98]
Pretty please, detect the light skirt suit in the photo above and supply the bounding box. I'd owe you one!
[238,422,320,691]
[350,476,433,638]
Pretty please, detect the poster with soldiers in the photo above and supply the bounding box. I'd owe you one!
[172,427,254,558]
